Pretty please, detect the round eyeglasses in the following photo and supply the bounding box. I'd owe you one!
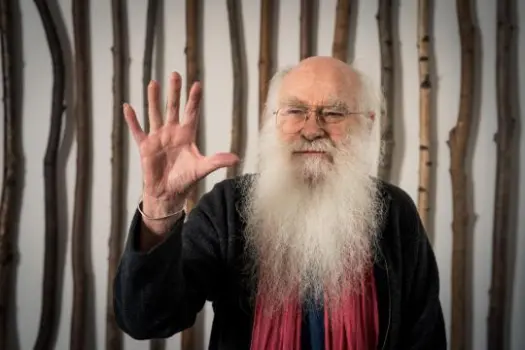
[274,106,364,134]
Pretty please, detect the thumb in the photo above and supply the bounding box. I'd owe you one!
[198,152,240,177]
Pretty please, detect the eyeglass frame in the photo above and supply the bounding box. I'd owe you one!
[272,103,367,133]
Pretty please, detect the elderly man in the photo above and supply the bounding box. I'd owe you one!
[114,56,446,349]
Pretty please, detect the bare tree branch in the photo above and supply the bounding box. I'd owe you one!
[106,0,129,349]
[448,0,479,349]
[300,0,315,59]
[332,0,352,61]
[0,0,23,347]
[376,0,395,182]
[226,0,246,179]
[33,0,66,348]
[182,1,203,349]
[70,0,92,348]
[416,0,433,234]
[488,0,517,348]
[258,0,275,128]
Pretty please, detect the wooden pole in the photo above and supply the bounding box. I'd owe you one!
[448,0,478,349]
[142,2,163,349]
[181,1,202,349]
[258,0,275,128]
[376,0,394,183]
[70,0,92,348]
[300,0,315,59]
[142,0,160,133]
[488,0,516,348]
[0,0,23,347]
[106,0,129,349]
[33,1,66,349]
[416,0,432,233]
[181,0,201,211]
[331,0,352,61]
[226,0,245,179]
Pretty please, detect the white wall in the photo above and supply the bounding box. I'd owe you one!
[4,0,524,349]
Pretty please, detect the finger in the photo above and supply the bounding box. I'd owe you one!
[182,81,202,127]
[165,72,182,124]
[123,103,146,144]
[197,152,240,178]
[148,80,163,131]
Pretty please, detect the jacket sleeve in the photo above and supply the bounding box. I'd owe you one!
[113,189,228,340]
[399,193,447,350]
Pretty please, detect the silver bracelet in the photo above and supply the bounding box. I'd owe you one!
[137,195,185,221]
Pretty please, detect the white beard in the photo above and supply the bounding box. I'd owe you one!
[240,118,386,312]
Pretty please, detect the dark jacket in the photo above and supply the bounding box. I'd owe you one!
[113,174,447,349]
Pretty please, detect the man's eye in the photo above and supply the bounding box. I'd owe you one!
[324,111,344,117]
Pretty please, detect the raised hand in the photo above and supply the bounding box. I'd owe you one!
[124,72,239,219]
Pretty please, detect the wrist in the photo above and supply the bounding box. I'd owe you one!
[139,193,186,234]
[141,192,185,217]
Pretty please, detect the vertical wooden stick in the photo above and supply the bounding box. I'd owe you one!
[106,0,129,349]
[488,0,516,348]
[185,0,200,100]
[33,1,66,349]
[70,0,92,348]
[376,0,394,182]
[300,0,315,59]
[258,0,275,128]
[182,0,201,211]
[182,1,202,349]
[226,0,245,179]
[448,0,478,349]
[143,2,163,349]
[143,0,160,134]
[0,0,22,347]
[332,0,352,61]
[416,0,432,232]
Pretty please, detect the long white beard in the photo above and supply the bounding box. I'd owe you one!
[240,119,385,311]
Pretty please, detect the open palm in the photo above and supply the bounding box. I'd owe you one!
[124,72,239,201]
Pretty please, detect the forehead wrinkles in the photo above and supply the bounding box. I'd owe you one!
[279,69,360,108]
[279,95,348,108]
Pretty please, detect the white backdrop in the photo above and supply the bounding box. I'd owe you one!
[4,0,524,349]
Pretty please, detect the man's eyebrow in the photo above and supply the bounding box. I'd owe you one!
[279,97,350,110]
[319,99,350,111]
[279,96,307,106]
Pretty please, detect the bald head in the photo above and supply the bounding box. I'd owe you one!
[278,56,363,110]
[284,56,360,84]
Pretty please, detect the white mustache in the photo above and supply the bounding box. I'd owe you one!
[290,139,336,153]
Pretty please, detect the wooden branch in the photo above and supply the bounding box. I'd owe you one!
[0,0,22,347]
[182,1,202,349]
[332,0,352,61]
[448,0,478,349]
[258,0,274,128]
[142,0,159,133]
[185,0,200,101]
[142,2,162,348]
[33,1,66,349]
[488,0,516,348]
[150,339,165,350]
[300,0,315,59]
[226,0,245,179]
[182,0,200,215]
[416,0,432,232]
[70,0,92,348]
[106,0,128,349]
[376,0,394,182]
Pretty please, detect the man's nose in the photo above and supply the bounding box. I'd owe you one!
[301,114,326,140]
